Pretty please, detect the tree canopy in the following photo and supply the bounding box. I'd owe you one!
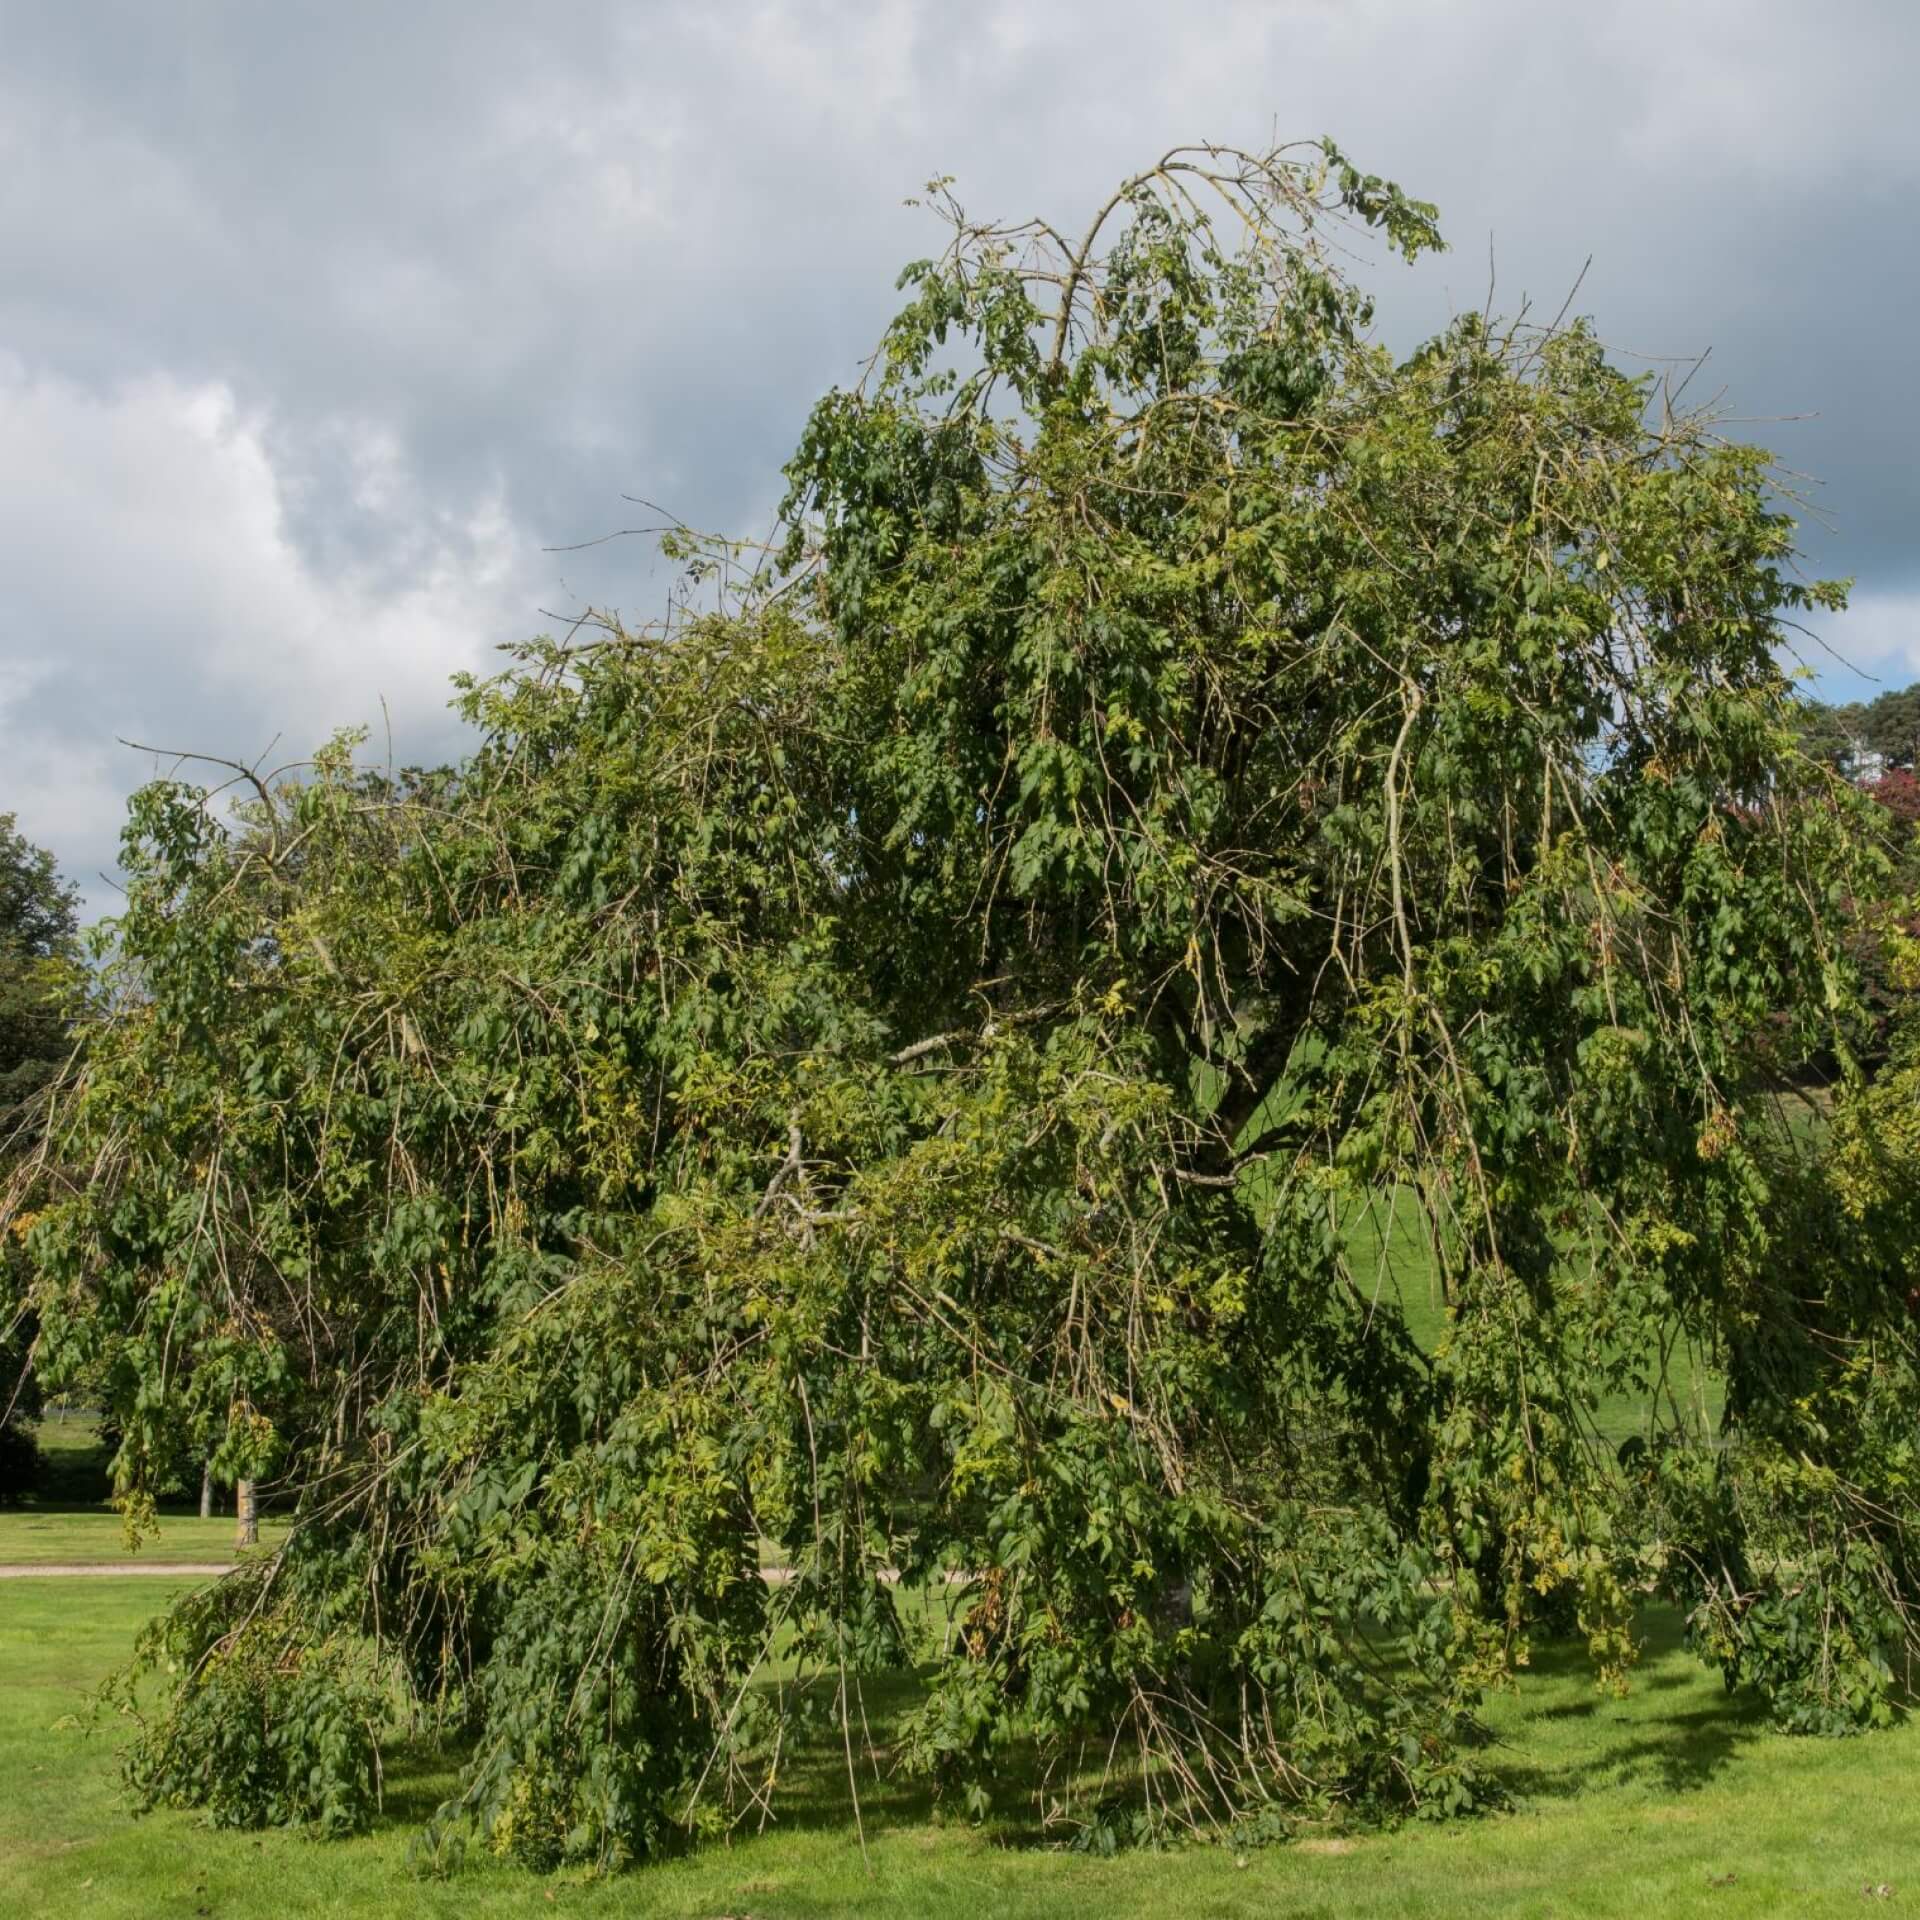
[0,811,79,1124]
[0,811,80,1489]
[9,139,1919,1867]
[1800,679,1920,776]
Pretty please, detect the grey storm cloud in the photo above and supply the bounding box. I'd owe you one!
[1,0,1914,909]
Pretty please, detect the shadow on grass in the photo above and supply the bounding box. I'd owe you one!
[31,1418,113,1508]
[685,1615,1776,1854]
[364,1665,1030,1858]
[26,1412,289,1524]
[413,1616,1776,1859]
[145,1600,1783,1863]
[1493,1608,1767,1806]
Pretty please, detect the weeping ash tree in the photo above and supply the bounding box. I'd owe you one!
[11,140,1916,1862]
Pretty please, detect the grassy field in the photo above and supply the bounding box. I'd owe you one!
[2,1574,1916,1919]
[0,1507,282,1566]
[9,1146,1875,1916]
[1344,1187,1722,1449]
[2,1412,286,1566]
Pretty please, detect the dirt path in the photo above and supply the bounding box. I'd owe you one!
[0,1562,234,1578]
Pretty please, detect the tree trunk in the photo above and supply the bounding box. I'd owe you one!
[235,1478,258,1549]
[199,1462,213,1521]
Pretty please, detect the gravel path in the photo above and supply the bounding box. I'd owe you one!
[0,1561,234,1578]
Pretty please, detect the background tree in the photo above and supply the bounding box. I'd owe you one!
[1794,695,1860,772]
[1797,679,1920,777]
[12,140,1913,1863]
[1866,684,1920,771]
[0,812,79,1120]
[1794,686,1920,1051]
[0,812,80,1499]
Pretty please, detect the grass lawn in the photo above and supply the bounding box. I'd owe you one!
[4,1139,1858,1914]
[0,1507,283,1566]
[2,1574,1916,1919]
[1344,1188,1722,1449]
[2,1411,286,1567]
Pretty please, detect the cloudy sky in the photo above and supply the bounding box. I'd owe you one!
[2,0,1914,910]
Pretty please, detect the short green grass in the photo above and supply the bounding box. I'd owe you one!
[1343,1188,1722,1448]
[6,1139,1861,1914]
[0,1507,282,1566]
[2,1575,1916,1919]
[3,1411,285,1566]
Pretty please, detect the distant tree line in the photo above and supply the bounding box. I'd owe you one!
[0,813,80,1497]
[1797,683,1920,1041]
[1799,678,1920,782]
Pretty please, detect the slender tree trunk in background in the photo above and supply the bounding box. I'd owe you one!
[199,1462,213,1520]
[236,1478,258,1549]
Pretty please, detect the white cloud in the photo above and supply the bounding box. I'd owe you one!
[0,361,529,908]
[0,0,1912,905]
[1804,589,1920,693]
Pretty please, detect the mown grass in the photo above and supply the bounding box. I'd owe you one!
[6,1129,1858,1914]
[2,1574,1916,1919]
[0,1507,284,1566]
[2,1411,285,1566]
[1342,1187,1722,1448]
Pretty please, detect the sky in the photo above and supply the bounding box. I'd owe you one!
[2,0,1914,912]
